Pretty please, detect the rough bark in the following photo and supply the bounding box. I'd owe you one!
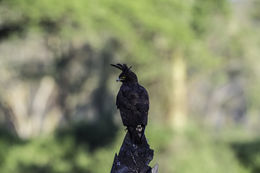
[111,132,158,173]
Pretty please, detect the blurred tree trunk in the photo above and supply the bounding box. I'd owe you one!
[169,50,187,130]
[4,77,60,139]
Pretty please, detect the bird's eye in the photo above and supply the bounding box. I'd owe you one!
[121,76,126,79]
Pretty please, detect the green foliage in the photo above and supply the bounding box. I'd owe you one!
[250,0,260,22]
[168,127,249,173]
[1,136,80,173]
[0,125,256,173]
[0,132,116,173]
[191,0,229,36]
[0,0,226,62]
[232,139,260,173]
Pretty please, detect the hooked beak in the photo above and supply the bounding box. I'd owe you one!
[116,77,121,82]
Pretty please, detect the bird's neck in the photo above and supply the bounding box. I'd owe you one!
[123,81,138,86]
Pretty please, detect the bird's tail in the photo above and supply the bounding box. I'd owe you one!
[127,125,145,144]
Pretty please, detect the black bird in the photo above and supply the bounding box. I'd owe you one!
[111,63,149,144]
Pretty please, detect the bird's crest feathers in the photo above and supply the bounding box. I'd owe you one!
[110,63,132,72]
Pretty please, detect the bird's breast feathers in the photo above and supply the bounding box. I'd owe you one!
[116,84,149,111]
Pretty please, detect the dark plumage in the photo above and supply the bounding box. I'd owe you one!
[111,63,149,144]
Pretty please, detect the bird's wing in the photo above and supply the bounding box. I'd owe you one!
[134,86,149,114]
[116,86,133,110]
[117,85,149,126]
[118,86,148,109]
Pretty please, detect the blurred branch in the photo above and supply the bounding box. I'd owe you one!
[0,100,18,136]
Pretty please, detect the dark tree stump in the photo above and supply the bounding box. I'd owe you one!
[111,132,157,173]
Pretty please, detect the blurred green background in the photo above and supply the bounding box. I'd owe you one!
[0,0,260,172]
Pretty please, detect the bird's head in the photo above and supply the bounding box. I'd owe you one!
[111,63,138,83]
